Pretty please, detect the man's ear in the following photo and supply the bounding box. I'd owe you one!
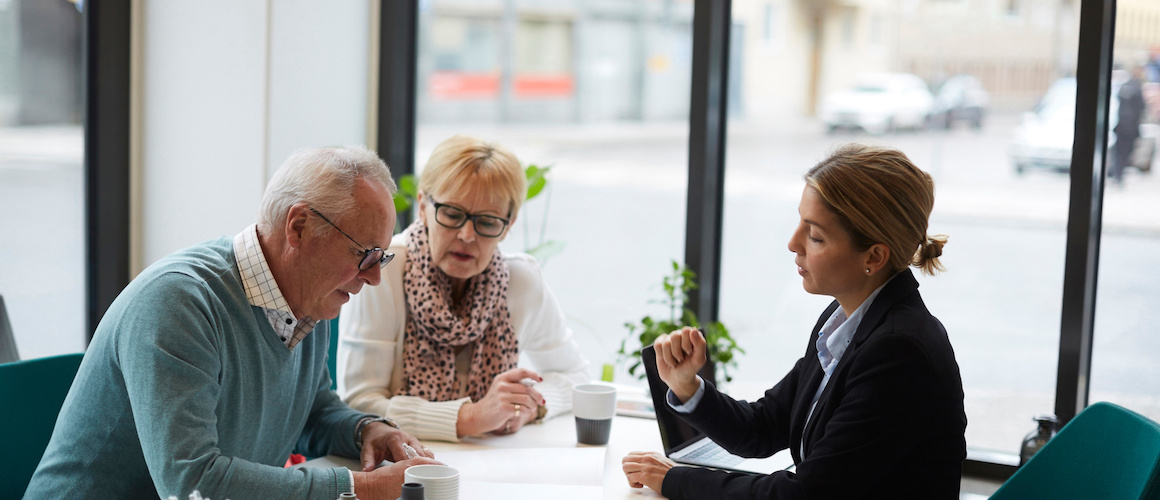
[285,205,310,249]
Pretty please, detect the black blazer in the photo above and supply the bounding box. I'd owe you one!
[662,269,967,499]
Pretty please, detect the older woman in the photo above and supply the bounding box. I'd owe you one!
[338,135,589,442]
[623,144,967,499]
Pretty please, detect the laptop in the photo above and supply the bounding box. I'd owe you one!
[641,344,794,475]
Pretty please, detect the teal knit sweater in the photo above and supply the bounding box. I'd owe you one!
[26,237,365,499]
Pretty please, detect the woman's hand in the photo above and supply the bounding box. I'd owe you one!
[654,326,707,403]
[359,422,436,471]
[456,367,544,437]
[622,451,675,494]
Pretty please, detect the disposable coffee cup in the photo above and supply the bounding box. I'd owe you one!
[404,464,459,500]
[572,383,617,445]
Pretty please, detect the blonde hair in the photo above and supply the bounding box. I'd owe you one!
[805,143,948,275]
[258,145,396,237]
[418,135,526,216]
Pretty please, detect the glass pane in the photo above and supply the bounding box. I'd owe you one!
[1090,8,1160,424]
[416,0,693,382]
[0,0,86,360]
[721,0,1081,455]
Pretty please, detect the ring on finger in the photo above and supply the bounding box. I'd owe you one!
[505,421,511,433]
[513,402,521,418]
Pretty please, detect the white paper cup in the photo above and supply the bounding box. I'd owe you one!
[404,464,460,500]
[573,383,617,419]
[573,383,617,445]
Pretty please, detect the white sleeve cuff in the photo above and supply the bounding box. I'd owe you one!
[386,395,468,442]
[666,376,706,414]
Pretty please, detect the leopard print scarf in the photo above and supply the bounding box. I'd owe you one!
[400,218,518,402]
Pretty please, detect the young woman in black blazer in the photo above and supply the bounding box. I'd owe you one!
[622,144,967,499]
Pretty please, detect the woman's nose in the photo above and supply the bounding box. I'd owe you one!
[457,221,476,242]
[788,227,804,254]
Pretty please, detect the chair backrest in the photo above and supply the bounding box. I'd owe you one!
[0,294,19,363]
[0,352,85,500]
[989,401,1160,500]
[328,317,339,390]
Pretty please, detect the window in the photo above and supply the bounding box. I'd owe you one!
[416,0,695,380]
[0,0,85,360]
[1006,0,1023,17]
[1090,1,1160,430]
[762,2,777,44]
[722,0,1082,456]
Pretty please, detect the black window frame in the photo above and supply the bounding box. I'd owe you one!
[86,0,1121,478]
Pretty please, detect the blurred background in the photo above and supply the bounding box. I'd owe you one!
[2,0,1157,459]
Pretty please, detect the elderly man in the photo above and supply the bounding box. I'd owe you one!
[25,146,436,499]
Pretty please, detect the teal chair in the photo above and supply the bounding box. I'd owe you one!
[989,402,1160,500]
[0,353,85,500]
[328,317,339,390]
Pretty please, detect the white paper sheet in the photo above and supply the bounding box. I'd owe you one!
[297,447,607,494]
[458,481,603,500]
[437,447,606,486]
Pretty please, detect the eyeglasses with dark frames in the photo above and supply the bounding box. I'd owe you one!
[427,196,510,238]
[309,208,394,271]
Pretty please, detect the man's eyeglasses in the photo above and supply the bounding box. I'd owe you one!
[309,208,394,271]
[428,196,510,238]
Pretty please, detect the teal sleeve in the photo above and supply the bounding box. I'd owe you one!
[116,273,353,500]
[296,324,368,459]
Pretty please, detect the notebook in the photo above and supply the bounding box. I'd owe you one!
[641,344,793,475]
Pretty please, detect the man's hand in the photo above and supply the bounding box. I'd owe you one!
[456,368,544,437]
[352,457,441,499]
[359,422,435,471]
[622,451,676,494]
[654,326,707,403]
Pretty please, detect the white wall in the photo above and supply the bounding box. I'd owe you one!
[137,0,372,270]
[268,1,371,179]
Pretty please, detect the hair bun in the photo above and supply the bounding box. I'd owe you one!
[913,233,948,274]
[924,234,947,259]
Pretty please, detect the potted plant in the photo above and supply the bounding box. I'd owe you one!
[618,260,743,385]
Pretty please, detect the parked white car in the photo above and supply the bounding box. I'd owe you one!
[1011,76,1156,174]
[820,72,935,135]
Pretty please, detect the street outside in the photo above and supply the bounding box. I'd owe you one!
[2,112,1158,455]
[421,111,1160,454]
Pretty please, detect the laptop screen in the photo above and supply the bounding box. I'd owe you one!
[641,344,711,454]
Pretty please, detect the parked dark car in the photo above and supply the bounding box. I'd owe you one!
[930,75,989,129]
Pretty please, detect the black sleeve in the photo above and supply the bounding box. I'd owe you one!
[662,332,942,500]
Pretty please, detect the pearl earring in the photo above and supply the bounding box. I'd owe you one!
[865,268,871,275]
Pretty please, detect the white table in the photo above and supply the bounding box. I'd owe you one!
[305,408,667,499]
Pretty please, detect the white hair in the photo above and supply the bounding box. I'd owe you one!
[257,145,397,236]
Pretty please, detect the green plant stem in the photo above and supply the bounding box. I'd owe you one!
[538,183,552,248]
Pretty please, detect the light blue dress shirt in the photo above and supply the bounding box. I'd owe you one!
[669,276,895,459]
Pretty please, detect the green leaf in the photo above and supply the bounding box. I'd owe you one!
[601,363,615,382]
[393,192,411,213]
[525,164,551,200]
[392,174,418,214]
[398,174,418,198]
